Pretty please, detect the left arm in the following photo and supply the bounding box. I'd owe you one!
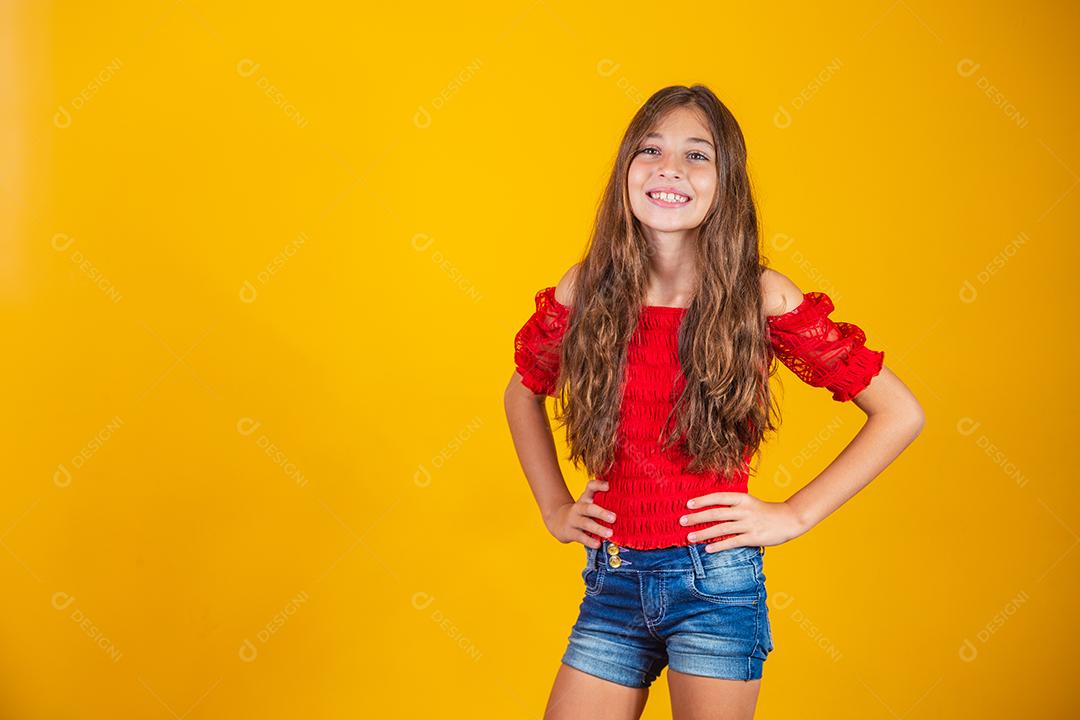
[780,364,924,535]
[681,269,924,552]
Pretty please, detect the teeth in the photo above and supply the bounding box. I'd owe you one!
[649,191,689,203]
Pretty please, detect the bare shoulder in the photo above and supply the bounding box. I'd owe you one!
[554,262,581,306]
[760,267,805,317]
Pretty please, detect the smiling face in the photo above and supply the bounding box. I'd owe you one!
[627,105,718,238]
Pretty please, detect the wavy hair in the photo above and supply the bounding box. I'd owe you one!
[552,84,782,480]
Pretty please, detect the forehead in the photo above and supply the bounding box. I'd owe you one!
[648,106,708,138]
[646,106,710,141]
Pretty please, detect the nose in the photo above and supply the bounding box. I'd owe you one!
[658,162,684,180]
[659,150,687,178]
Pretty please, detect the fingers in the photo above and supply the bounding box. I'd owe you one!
[686,491,748,509]
[575,499,614,538]
[680,507,739,526]
[576,532,602,549]
[572,480,615,544]
[685,492,716,509]
[579,479,610,503]
[690,522,748,544]
[703,536,749,553]
[582,502,616,523]
[577,515,614,538]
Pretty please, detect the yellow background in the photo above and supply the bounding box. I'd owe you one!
[4,0,1077,717]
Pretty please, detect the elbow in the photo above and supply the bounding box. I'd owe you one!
[897,398,926,441]
[863,395,925,441]
[908,401,926,438]
[854,368,925,439]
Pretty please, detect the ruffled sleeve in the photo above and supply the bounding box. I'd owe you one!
[514,286,570,397]
[766,291,884,401]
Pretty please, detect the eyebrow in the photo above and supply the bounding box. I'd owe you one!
[644,132,715,151]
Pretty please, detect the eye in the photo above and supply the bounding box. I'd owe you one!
[637,146,710,162]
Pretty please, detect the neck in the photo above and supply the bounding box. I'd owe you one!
[644,229,698,306]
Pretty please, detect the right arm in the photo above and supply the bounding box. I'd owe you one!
[503,373,580,529]
[503,264,615,548]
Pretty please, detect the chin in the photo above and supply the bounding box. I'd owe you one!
[641,215,691,232]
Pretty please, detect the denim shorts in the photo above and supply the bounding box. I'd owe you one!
[560,539,774,688]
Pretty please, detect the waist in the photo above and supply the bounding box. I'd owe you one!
[588,472,750,550]
[587,538,764,573]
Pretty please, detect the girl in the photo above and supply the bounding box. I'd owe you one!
[504,85,924,720]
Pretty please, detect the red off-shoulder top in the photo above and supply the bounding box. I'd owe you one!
[513,286,885,550]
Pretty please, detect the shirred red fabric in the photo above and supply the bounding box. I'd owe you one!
[512,286,884,549]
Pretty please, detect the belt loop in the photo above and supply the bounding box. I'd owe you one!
[687,543,705,578]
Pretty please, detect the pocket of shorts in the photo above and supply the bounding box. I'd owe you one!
[759,602,775,654]
[686,559,760,605]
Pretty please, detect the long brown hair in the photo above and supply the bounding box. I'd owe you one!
[552,84,781,480]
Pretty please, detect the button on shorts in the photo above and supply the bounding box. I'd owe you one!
[560,539,774,688]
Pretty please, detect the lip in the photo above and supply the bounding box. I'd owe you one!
[645,186,693,208]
